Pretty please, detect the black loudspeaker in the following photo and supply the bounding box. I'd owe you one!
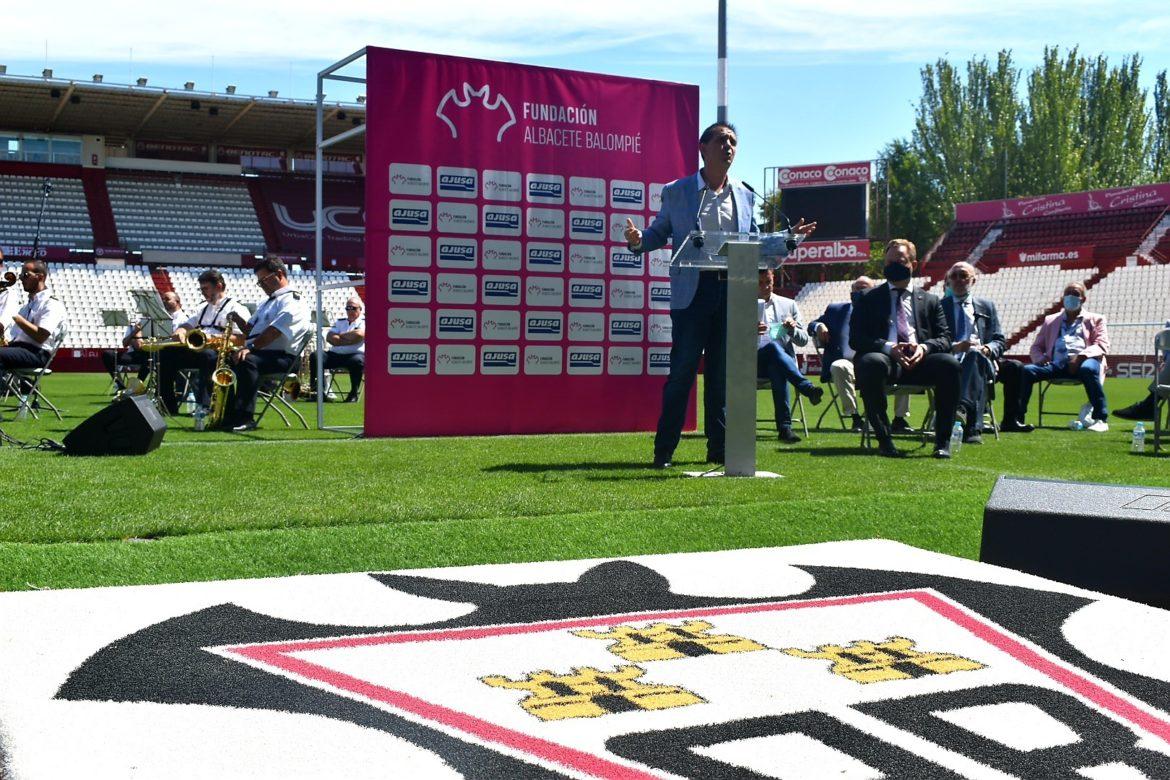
[63,395,166,456]
[981,475,1170,608]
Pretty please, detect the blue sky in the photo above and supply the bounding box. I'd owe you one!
[4,0,1170,192]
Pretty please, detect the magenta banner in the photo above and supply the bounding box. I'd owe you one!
[955,183,1170,222]
[775,161,872,189]
[363,47,698,437]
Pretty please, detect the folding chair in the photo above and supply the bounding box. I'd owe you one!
[3,323,68,421]
[811,345,849,431]
[756,377,809,439]
[1153,331,1170,455]
[982,380,1001,441]
[861,384,934,448]
[253,333,311,429]
[1037,376,1086,428]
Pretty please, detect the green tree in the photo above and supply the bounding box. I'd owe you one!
[1151,70,1170,180]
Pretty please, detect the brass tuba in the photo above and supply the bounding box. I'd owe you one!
[207,322,237,428]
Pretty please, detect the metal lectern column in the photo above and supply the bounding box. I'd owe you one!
[722,242,761,477]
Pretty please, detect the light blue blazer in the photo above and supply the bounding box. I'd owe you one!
[633,172,761,310]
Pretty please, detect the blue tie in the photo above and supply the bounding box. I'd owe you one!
[955,300,969,341]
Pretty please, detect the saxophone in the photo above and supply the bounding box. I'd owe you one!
[207,321,237,428]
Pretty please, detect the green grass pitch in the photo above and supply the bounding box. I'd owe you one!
[0,373,1165,591]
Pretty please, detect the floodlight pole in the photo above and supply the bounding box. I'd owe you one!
[717,0,728,123]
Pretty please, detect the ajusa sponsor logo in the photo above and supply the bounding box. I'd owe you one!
[484,210,520,231]
[438,315,475,336]
[570,281,604,303]
[610,180,645,209]
[610,318,643,339]
[527,246,564,268]
[481,349,518,369]
[571,215,605,236]
[649,350,671,371]
[526,316,563,337]
[483,278,520,302]
[649,282,671,305]
[437,241,476,265]
[610,250,642,274]
[390,277,430,297]
[568,349,603,370]
[389,350,428,370]
[391,204,431,228]
[528,179,564,201]
[438,173,476,194]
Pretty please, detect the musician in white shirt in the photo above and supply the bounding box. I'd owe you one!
[309,296,365,403]
[0,260,67,373]
[225,257,310,431]
[158,269,251,415]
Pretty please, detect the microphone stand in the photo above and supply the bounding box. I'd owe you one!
[30,179,53,260]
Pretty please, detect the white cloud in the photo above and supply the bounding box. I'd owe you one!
[3,0,1167,70]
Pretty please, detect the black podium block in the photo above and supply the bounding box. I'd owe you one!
[981,475,1170,608]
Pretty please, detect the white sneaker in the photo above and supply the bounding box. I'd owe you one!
[1078,403,1095,426]
[1086,419,1109,433]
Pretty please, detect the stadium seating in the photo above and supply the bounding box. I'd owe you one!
[107,175,265,254]
[1062,263,1170,355]
[45,263,156,349]
[0,175,93,248]
[926,221,993,267]
[979,207,1164,269]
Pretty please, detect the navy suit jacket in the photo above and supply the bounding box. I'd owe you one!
[940,296,1006,360]
[849,282,952,357]
[807,301,852,382]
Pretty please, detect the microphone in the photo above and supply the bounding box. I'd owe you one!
[691,184,711,249]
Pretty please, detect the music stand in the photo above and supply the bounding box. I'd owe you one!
[129,289,173,412]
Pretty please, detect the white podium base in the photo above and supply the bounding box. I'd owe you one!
[683,470,783,479]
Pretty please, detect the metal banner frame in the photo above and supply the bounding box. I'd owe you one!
[315,48,367,433]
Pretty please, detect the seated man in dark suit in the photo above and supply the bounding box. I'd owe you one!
[940,262,1005,444]
[850,239,960,458]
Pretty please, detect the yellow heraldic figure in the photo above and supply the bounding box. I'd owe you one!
[782,636,985,684]
[572,620,766,663]
[481,665,704,721]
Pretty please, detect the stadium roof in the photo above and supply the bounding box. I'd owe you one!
[0,72,365,155]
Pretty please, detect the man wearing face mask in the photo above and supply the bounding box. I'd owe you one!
[757,268,823,443]
[941,262,1005,444]
[624,122,816,468]
[1018,282,1110,432]
[809,276,912,432]
[849,239,960,458]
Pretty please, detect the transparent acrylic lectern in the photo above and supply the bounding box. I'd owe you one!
[671,230,795,477]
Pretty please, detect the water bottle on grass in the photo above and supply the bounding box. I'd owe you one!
[950,421,964,456]
[1132,422,1146,453]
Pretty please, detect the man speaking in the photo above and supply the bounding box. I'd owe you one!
[624,122,815,468]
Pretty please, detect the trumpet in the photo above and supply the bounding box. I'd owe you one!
[140,328,232,353]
